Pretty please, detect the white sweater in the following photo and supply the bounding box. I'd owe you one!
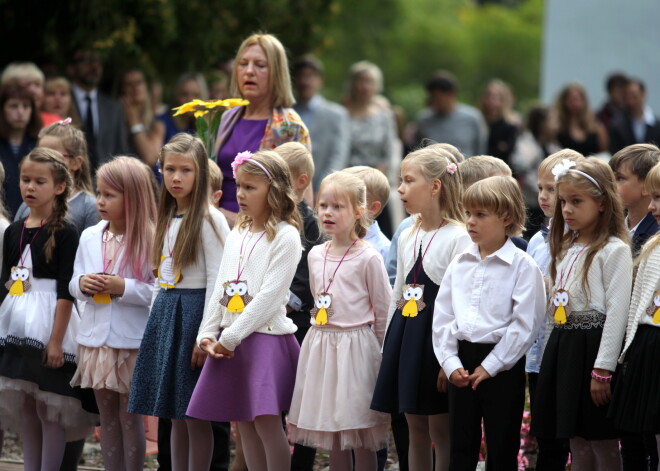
[152,206,230,321]
[551,237,632,372]
[620,239,660,362]
[197,222,302,351]
[388,222,471,332]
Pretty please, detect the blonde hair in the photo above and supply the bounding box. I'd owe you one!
[402,145,466,229]
[464,176,526,237]
[19,148,73,263]
[231,33,295,108]
[459,155,512,188]
[346,61,384,98]
[153,134,224,271]
[1,62,44,86]
[537,149,584,177]
[549,157,629,290]
[38,122,93,194]
[208,159,223,193]
[343,166,390,218]
[640,162,660,259]
[235,150,301,240]
[316,171,370,239]
[44,77,81,125]
[275,142,314,182]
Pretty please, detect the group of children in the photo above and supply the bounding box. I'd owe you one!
[0,113,659,471]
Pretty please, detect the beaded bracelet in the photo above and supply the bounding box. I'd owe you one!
[591,370,613,383]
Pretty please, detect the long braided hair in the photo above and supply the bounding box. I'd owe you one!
[19,147,72,262]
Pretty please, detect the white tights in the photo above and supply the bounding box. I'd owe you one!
[21,394,66,471]
[238,415,290,471]
[170,417,213,471]
[570,437,621,471]
[95,389,145,471]
[405,413,450,471]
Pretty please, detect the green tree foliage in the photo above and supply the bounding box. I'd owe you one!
[0,0,541,118]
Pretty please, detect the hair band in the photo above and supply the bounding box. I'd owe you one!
[445,159,457,175]
[551,159,601,190]
[231,151,272,181]
[57,117,72,126]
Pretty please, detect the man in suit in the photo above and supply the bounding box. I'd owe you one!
[68,49,127,171]
[292,55,350,192]
[610,78,660,155]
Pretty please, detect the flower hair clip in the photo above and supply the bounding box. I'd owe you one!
[445,159,457,175]
[57,117,72,126]
[551,159,576,181]
[231,151,272,181]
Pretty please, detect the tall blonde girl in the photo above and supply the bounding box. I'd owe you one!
[610,161,660,458]
[531,157,632,470]
[128,133,230,471]
[14,119,98,232]
[187,150,302,471]
[69,157,156,470]
[0,148,97,471]
[371,146,471,470]
[286,171,391,471]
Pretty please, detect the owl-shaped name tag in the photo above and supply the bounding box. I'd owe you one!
[646,291,660,324]
[158,256,182,289]
[6,266,31,296]
[310,292,333,325]
[220,280,253,313]
[397,284,426,317]
[552,289,569,324]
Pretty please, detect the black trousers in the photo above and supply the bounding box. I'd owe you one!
[448,341,525,471]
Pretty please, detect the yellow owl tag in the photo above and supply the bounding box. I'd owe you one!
[5,266,31,297]
[220,280,252,313]
[311,292,333,325]
[646,291,660,324]
[158,256,181,289]
[552,289,569,325]
[397,284,426,317]
[93,293,112,304]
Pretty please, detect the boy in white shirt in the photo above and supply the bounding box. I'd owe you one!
[432,175,546,470]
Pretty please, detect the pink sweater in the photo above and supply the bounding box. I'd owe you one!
[307,241,392,345]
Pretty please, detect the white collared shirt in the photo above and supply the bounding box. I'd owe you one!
[432,238,546,377]
[71,85,99,135]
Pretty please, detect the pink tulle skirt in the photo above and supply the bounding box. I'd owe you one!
[288,326,389,451]
[71,346,138,394]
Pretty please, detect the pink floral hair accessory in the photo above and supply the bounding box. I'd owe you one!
[446,160,458,175]
[231,151,272,181]
[57,117,72,126]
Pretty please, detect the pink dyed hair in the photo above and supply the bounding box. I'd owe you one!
[96,156,157,282]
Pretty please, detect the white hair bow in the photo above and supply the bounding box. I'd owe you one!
[551,159,576,182]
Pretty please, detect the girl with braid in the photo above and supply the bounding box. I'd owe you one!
[0,147,97,471]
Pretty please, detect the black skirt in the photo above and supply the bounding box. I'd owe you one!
[371,249,447,415]
[530,310,619,440]
[610,325,660,433]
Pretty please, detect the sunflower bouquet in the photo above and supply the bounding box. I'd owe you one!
[172,98,249,158]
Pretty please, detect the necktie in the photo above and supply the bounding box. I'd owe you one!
[85,94,98,170]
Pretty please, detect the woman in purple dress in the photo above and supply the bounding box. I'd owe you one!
[215,33,310,227]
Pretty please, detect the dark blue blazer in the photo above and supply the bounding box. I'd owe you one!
[632,212,660,257]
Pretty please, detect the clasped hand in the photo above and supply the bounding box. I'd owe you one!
[200,338,234,359]
[449,366,491,390]
[80,274,125,296]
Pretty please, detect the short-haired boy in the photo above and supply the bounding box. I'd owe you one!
[432,176,545,470]
[609,143,660,256]
[459,155,512,189]
[343,166,391,264]
[208,159,224,206]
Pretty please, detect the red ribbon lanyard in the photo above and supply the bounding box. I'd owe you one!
[558,242,590,290]
[102,231,125,274]
[411,220,445,285]
[18,219,45,266]
[322,239,358,293]
[236,226,266,281]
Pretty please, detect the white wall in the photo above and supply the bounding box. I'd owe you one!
[542,0,660,113]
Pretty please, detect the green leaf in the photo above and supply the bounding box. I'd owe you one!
[196,116,209,142]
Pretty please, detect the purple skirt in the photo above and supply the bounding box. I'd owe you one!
[186,332,300,422]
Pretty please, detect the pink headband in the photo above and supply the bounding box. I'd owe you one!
[57,117,72,126]
[231,151,272,181]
